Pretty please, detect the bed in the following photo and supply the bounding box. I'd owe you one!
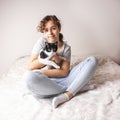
[0,55,120,120]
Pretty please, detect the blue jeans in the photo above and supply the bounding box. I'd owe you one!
[23,56,98,98]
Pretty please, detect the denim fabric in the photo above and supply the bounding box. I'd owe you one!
[23,56,98,98]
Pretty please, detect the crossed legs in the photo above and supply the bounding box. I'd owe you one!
[23,56,98,108]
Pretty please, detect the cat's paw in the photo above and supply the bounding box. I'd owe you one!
[54,65,60,69]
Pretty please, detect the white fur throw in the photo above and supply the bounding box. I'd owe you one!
[0,55,120,120]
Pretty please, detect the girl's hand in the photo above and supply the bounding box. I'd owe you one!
[51,55,62,65]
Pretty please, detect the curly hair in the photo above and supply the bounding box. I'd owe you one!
[37,15,63,42]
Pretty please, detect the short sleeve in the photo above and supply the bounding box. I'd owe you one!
[32,37,46,55]
[62,43,71,62]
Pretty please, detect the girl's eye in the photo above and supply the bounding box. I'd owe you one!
[44,29,48,32]
[44,26,57,33]
[52,27,56,30]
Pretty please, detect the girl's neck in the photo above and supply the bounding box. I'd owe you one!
[57,40,63,54]
[58,40,63,48]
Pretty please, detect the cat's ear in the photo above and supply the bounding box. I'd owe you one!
[45,41,49,45]
[54,41,58,46]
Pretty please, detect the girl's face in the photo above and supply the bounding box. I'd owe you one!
[43,20,60,43]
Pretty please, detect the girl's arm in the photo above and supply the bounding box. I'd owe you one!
[40,60,70,78]
[28,54,70,78]
[28,54,45,70]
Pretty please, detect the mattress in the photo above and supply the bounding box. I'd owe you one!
[0,55,120,120]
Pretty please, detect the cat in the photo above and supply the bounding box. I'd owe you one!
[38,41,60,69]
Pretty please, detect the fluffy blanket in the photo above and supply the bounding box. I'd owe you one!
[0,55,120,120]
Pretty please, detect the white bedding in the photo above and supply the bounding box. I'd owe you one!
[0,55,120,120]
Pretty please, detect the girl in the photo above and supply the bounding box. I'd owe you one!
[23,15,98,108]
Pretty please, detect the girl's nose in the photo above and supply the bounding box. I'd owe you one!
[48,29,53,34]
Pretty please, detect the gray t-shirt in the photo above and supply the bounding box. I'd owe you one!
[32,37,71,62]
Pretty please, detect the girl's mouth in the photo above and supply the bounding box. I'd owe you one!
[49,35,55,39]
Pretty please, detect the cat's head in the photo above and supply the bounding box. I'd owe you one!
[45,41,58,52]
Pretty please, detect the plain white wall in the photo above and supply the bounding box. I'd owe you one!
[0,0,120,75]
